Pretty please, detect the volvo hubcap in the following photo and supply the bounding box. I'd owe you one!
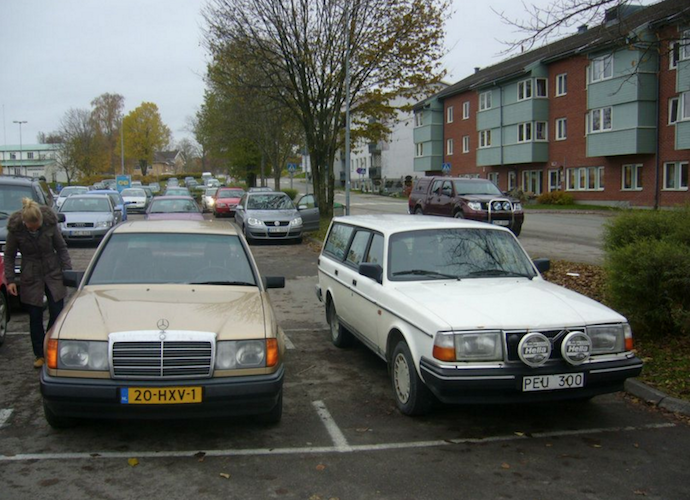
[394,353,411,404]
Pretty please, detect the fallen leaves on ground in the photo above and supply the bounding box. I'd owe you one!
[127,458,139,467]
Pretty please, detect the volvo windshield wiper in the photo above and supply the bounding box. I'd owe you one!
[467,269,534,280]
[392,269,459,280]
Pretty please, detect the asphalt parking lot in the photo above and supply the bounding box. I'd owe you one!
[0,231,689,500]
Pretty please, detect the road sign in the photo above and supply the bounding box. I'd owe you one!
[287,163,297,173]
[441,162,451,174]
[116,175,131,192]
[356,168,363,174]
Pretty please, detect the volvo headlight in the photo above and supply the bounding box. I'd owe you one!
[215,340,266,369]
[467,201,482,211]
[291,217,303,226]
[248,218,265,227]
[58,341,109,370]
[433,331,503,362]
[587,324,627,354]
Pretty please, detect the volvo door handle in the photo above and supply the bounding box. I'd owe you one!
[352,279,357,286]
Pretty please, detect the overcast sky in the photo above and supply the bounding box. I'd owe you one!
[0,0,650,148]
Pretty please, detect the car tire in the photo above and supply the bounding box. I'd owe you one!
[511,225,522,237]
[258,391,283,424]
[391,340,433,416]
[453,210,464,219]
[414,207,424,215]
[243,226,254,245]
[327,300,353,348]
[43,402,77,429]
[0,291,7,346]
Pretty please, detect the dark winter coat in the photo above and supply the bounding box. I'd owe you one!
[4,206,72,307]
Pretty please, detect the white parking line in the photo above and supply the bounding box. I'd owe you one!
[0,422,675,462]
[283,334,295,350]
[312,400,351,451]
[0,409,13,428]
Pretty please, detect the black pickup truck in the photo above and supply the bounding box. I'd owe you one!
[407,177,524,236]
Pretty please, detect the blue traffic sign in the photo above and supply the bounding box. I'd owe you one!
[441,162,451,173]
[287,163,298,173]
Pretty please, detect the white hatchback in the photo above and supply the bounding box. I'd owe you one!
[316,215,643,415]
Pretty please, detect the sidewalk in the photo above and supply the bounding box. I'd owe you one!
[625,379,690,416]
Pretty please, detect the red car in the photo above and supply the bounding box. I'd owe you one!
[213,188,245,218]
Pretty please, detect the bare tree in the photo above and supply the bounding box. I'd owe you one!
[203,0,448,217]
[57,108,106,179]
[90,93,125,173]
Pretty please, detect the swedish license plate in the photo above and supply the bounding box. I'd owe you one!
[522,373,584,392]
[71,230,91,236]
[121,387,203,404]
[492,220,510,226]
[268,227,287,233]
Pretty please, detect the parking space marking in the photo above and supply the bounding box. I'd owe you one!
[0,422,675,462]
[283,334,295,350]
[312,400,351,451]
[0,409,13,429]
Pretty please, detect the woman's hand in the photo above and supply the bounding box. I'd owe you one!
[7,283,18,296]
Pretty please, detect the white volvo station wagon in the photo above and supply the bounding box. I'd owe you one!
[316,215,643,415]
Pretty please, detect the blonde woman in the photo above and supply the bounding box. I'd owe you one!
[4,198,72,368]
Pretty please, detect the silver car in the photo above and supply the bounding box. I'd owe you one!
[55,186,88,210]
[121,188,148,212]
[235,192,306,244]
[58,194,119,244]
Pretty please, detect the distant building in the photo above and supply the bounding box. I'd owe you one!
[136,151,186,177]
[0,143,67,182]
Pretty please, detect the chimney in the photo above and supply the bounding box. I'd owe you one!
[578,24,588,34]
[474,67,480,73]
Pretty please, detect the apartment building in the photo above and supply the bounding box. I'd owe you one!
[414,0,689,207]
[0,143,66,182]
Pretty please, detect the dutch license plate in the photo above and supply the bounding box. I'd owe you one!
[522,373,584,392]
[71,230,90,236]
[492,220,510,226]
[268,227,287,233]
[121,387,203,404]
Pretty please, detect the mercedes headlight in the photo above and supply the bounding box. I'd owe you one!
[58,341,109,371]
[215,340,266,369]
[587,324,627,354]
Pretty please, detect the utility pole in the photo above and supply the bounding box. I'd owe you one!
[120,119,125,175]
[13,120,27,175]
[344,5,351,216]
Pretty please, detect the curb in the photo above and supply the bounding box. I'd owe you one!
[625,378,690,416]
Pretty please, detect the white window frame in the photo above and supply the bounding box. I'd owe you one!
[548,169,561,192]
[669,97,680,125]
[535,121,548,141]
[446,138,454,156]
[415,143,424,157]
[415,112,424,127]
[462,101,470,119]
[589,107,613,133]
[488,172,499,186]
[566,166,605,191]
[663,161,689,190]
[555,118,567,140]
[535,78,548,98]
[479,130,492,148]
[447,106,454,123]
[522,170,542,195]
[591,54,613,82]
[518,79,532,101]
[27,152,34,159]
[682,30,690,60]
[622,164,643,191]
[556,74,567,96]
[507,171,517,191]
[517,122,532,143]
[10,153,16,160]
[682,92,690,121]
[479,91,492,111]
[462,135,470,153]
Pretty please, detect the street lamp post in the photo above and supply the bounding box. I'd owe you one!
[13,120,27,176]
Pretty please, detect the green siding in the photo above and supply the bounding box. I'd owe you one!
[587,128,656,156]
[414,156,443,172]
[503,95,549,125]
[588,73,657,108]
[637,101,658,127]
[677,121,690,150]
[413,123,444,143]
[477,147,502,167]
[678,59,690,93]
[504,142,549,164]
[477,108,501,130]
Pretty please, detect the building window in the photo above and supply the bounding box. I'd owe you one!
[535,121,547,141]
[416,143,424,157]
[462,135,470,153]
[10,153,16,160]
[462,101,470,119]
[414,112,423,127]
[447,106,454,123]
[508,171,517,191]
[488,172,499,186]
[555,118,567,140]
[479,130,492,148]
[479,91,492,111]
[27,152,34,159]
[517,122,532,143]
[566,167,605,191]
[447,138,454,155]
[589,107,612,133]
[548,170,561,192]
[591,54,613,82]
[669,98,680,124]
[622,164,643,191]
[670,41,679,69]
[682,92,690,121]
[556,74,567,96]
[535,78,547,98]
[663,162,689,190]
[682,30,690,60]
[518,79,532,100]
[522,170,542,195]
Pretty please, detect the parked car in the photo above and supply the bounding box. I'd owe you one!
[166,178,180,187]
[206,178,220,188]
[248,186,274,193]
[293,194,325,232]
[88,189,129,222]
[0,255,11,347]
[58,194,119,244]
[148,182,161,194]
[316,215,643,415]
[41,220,286,428]
[408,177,524,236]
[145,196,204,221]
[131,181,143,187]
[202,187,218,212]
[234,192,305,243]
[121,188,148,212]
[164,187,192,197]
[213,187,245,218]
[141,186,154,206]
[55,185,88,210]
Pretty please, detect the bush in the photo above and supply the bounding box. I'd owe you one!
[604,206,690,338]
[281,188,298,200]
[536,190,574,205]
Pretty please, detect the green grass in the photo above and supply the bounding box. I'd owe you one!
[525,203,622,211]
[635,336,690,401]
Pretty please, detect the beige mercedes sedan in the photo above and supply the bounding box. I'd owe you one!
[40,220,286,428]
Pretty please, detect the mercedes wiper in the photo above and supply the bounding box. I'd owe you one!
[189,281,257,286]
